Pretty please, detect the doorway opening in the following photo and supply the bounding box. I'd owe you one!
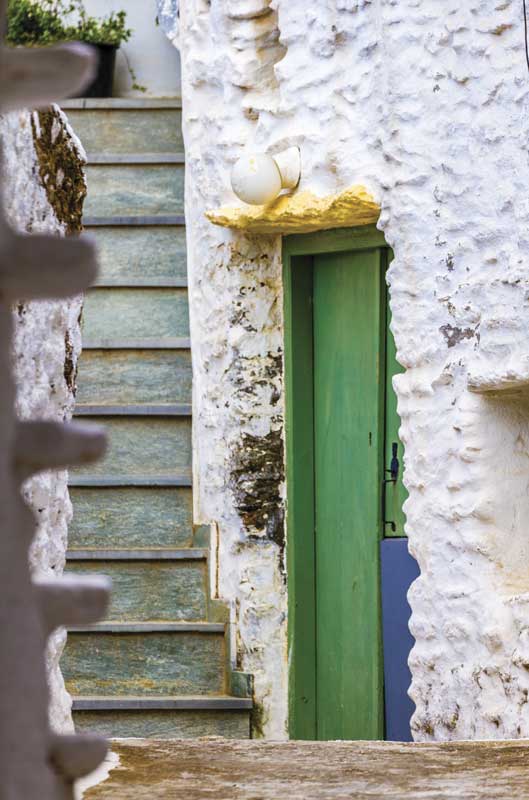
[284,226,418,741]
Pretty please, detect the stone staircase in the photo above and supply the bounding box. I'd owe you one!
[60,99,252,739]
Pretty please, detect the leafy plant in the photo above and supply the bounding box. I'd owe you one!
[6,0,145,90]
[7,0,132,47]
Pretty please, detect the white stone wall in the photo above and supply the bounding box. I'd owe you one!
[82,0,181,97]
[1,108,85,733]
[175,0,529,740]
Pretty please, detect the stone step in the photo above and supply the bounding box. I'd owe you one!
[87,154,185,164]
[75,404,192,416]
[86,226,187,287]
[69,486,194,549]
[62,624,227,697]
[64,104,184,155]
[66,552,208,622]
[76,349,192,407]
[69,474,192,487]
[72,697,251,739]
[69,416,192,481]
[82,287,189,342]
[81,338,190,350]
[84,163,184,219]
[85,215,185,227]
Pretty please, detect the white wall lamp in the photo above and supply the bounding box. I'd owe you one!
[230,147,301,206]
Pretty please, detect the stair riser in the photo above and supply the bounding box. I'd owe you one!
[69,487,194,549]
[66,109,184,154]
[84,165,184,218]
[82,288,189,342]
[87,226,187,285]
[77,350,192,406]
[73,710,250,739]
[69,417,192,479]
[63,632,226,696]
[67,561,207,622]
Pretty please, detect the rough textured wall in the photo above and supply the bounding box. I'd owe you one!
[176,0,529,740]
[1,107,86,733]
[177,0,287,738]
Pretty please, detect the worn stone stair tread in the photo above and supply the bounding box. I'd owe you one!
[62,98,182,109]
[72,696,252,711]
[84,163,184,218]
[67,557,208,622]
[69,486,194,550]
[67,548,207,561]
[74,404,192,417]
[68,622,224,633]
[77,350,192,410]
[82,287,189,342]
[84,215,186,227]
[82,338,191,350]
[70,416,191,479]
[84,226,188,286]
[69,474,193,488]
[87,153,185,164]
[94,278,188,288]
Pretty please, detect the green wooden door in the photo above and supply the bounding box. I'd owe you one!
[284,226,404,741]
[313,250,384,740]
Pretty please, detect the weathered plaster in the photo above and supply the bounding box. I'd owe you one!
[174,0,529,740]
[206,185,380,234]
[1,106,86,733]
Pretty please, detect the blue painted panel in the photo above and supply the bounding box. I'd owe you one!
[380,538,419,741]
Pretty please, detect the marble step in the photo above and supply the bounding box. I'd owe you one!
[86,225,187,287]
[73,697,251,739]
[69,415,192,481]
[63,623,227,697]
[69,486,194,549]
[76,348,192,407]
[82,287,190,343]
[84,162,184,219]
[64,103,184,155]
[66,551,208,622]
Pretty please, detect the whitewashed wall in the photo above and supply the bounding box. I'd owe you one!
[82,0,181,97]
[1,107,86,733]
[172,0,529,740]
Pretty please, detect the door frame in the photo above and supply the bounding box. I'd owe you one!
[283,224,388,739]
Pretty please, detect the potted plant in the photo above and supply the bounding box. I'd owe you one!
[6,0,141,97]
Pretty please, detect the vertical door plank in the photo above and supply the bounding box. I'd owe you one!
[284,254,317,739]
[313,249,384,740]
[384,264,408,538]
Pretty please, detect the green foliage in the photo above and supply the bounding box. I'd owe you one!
[7,0,132,48]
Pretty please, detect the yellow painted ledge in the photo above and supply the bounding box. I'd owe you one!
[205,185,380,235]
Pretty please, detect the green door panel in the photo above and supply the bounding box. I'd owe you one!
[284,256,317,740]
[313,249,384,741]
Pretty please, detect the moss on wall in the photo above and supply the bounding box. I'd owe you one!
[31,107,86,235]
[230,428,285,573]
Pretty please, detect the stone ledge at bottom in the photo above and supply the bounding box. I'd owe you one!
[84,738,529,799]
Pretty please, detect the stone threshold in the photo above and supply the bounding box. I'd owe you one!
[83,738,529,799]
